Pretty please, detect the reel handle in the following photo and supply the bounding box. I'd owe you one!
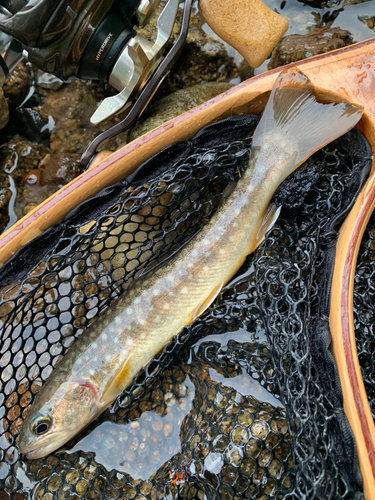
[198,0,288,68]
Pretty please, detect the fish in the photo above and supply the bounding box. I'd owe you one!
[18,68,363,459]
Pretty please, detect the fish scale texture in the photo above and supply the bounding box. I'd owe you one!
[0,115,372,499]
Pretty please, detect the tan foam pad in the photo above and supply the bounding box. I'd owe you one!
[199,0,288,68]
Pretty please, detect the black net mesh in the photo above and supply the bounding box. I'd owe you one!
[0,115,372,499]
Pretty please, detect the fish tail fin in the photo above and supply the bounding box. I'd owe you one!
[252,68,363,180]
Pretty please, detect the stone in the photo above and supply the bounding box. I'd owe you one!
[4,108,51,144]
[268,28,353,70]
[137,4,238,94]
[40,80,129,154]
[39,153,83,185]
[0,88,9,131]
[2,61,32,108]
[128,82,233,142]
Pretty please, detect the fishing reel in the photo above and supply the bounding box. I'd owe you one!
[0,0,185,126]
[0,0,288,167]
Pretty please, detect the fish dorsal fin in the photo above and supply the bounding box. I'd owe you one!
[252,68,363,182]
[250,203,281,253]
[102,357,132,406]
[187,282,223,326]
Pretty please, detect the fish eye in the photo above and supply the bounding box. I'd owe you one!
[30,415,52,435]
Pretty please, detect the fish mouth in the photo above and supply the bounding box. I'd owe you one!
[19,430,68,460]
[25,447,49,460]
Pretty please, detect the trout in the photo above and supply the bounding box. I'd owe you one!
[19,69,363,459]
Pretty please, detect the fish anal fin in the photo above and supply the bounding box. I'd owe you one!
[102,357,132,406]
[250,203,281,253]
[187,283,223,326]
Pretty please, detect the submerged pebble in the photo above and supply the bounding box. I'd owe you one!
[268,27,353,69]
[2,61,32,108]
[0,89,9,131]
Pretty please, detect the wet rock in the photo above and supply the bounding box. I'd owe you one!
[2,61,32,108]
[0,185,11,210]
[167,24,238,92]
[238,60,255,82]
[0,88,9,131]
[342,0,370,5]
[40,80,128,154]
[0,138,50,183]
[138,5,238,94]
[297,0,367,7]
[3,108,51,145]
[39,153,83,185]
[359,15,375,31]
[35,69,64,94]
[40,80,101,154]
[0,138,51,220]
[0,177,12,234]
[128,82,233,142]
[268,28,353,70]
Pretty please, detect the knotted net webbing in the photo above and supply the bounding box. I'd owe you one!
[0,115,372,499]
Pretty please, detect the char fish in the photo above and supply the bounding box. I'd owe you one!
[19,68,363,459]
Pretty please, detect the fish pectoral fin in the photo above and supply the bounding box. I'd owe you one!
[250,203,281,253]
[187,283,224,325]
[102,357,132,406]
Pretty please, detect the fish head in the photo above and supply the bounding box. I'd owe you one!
[19,378,100,459]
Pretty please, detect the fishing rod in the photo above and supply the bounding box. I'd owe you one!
[0,0,288,168]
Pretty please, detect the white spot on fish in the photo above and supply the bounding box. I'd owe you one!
[167,275,174,282]
[125,338,133,346]
[153,289,160,296]
[235,209,240,215]
[188,274,193,280]
[93,357,97,362]
[181,288,187,294]
[192,250,198,257]
[92,343,98,349]
[203,239,209,246]
[114,338,119,343]
[233,222,238,228]
[102,333,107,340]
[76,359,82,365]
[115,316,121,325]
[139,319,145,326]
[134,297,140,304]
[89,369,95,375]
[105,355,111,362]
[203,266,209,271]
[126,308,133,315]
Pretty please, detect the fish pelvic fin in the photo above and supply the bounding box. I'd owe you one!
[252,68,363,182]
[250,203,281,254]
[102,357,132,407]
[187,282,224,325]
